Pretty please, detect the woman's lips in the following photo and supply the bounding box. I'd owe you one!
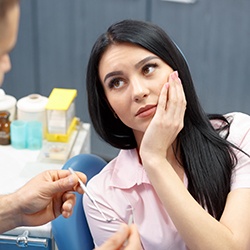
[135,105,157,118]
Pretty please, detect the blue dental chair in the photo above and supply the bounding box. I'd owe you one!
[52,154,107,250]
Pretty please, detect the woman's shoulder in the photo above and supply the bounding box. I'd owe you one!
[225,112,250,134]
[224,112,250,124]
[86,156,117,188]
[210,112,250,146]
[210,112,249,132]
[226,112,250,190]
[86,149,138,189]
[224,112,250,147]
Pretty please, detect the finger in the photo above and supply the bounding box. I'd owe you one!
[177,78,187,110]
[173,74,186,121]
[159,82,169,109]
[61,199,74,218]
[49,171,87,195]
[162,75,178,122]
[48,170,87,186]
[53,192,76,218]
[155,82,169,118]
[95,224,130,250]
[62,192,76,212]
[75,185,84,194]
[167,71,185,119]
[125,224,142,249]
[70,171,87,194]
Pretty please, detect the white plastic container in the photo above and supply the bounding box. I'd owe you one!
[0,89,17,121]
[17,94,48,137]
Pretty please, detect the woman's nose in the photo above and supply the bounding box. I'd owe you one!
[131,78,149,102]
[0,54,12,73]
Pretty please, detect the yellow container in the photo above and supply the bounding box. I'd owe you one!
[45,88,77,142]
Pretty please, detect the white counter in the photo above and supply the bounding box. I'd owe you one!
[0,123,90,249]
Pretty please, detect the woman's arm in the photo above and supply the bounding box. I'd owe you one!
[144,157,250,250]
[140,72,250,249]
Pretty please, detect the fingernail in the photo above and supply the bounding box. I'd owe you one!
[165,82,169,89]
[63,212,71,218]
[67,203,73,211]
[170,71,178,80]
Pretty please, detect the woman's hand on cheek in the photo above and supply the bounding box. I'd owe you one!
[140,71,186,162]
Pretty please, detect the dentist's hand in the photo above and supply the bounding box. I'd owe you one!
[14,170,86,227]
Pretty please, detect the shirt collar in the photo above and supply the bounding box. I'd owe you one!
[110,149,151,189]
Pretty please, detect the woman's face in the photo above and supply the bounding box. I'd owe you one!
[99,43,173,136]
[0,2,20,86]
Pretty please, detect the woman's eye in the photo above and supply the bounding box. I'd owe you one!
[108,78,125,89]
[142,63,157,75]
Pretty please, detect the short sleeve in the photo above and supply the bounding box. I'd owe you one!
[225,112,250,190]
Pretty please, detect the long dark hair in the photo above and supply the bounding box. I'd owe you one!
[86,19,237,220]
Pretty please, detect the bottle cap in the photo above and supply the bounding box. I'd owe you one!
[17,94,48,113]
[0,89,17,110]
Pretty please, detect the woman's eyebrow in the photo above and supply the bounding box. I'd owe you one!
[104,71,123,83]
[135,56,159,69]
[103,56,158,83]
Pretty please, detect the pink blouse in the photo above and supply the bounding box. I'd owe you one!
[83,112,250,249]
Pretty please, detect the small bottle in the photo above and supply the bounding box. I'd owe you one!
[0,111,11,145]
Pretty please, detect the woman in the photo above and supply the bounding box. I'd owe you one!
[84,19,250,249]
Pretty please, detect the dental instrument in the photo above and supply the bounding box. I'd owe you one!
[68,167,116,223]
